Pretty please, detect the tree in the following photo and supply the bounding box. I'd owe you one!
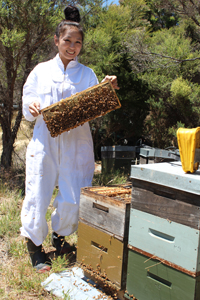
[129,23,200,147]
[0,0,65,168]
[79,0,150,158]
[158,0,200,29]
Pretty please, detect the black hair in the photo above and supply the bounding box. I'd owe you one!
[55,21,84,42]
[64,5,81,23]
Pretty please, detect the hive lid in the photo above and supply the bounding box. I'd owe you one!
[130,161,200,195]
[101,145,136,152]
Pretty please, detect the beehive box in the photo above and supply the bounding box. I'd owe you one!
[101,146,136,176]
[129,208,200,276]
[41,80,121,137]
[124,248,200,300]
[77,221,128,291]
[130,161,200,229]
[79,185,131,241]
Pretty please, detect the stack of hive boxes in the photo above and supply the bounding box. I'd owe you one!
[76,185,131,297]
[125,161,200,300]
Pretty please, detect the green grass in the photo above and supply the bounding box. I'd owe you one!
[92,169,129,186]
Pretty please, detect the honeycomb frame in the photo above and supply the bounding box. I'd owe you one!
[41,80,121,137]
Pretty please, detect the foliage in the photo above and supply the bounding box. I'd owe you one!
[92,169,129,186]
[80,1,150,158]
[127,19,200,147]
[145,0,179,32]
[0,0,65,168]
[170,77,192,99]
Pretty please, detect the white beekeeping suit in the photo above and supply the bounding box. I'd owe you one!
[21,54,98,246]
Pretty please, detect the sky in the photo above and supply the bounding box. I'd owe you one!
[106,0,119,5]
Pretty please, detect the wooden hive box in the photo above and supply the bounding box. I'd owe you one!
[77,221,128,291]
[77,185,131,292]
[129,208,200,277]
[41,81,121,137]
[124,248,200,300]
[79,185,131,241]
[130,161,200,229]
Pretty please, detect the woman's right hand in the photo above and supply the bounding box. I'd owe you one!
[29,101,41,117]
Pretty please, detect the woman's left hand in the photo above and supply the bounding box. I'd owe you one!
[102,75,120,90]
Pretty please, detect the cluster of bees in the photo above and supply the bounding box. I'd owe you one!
[79,261,120,299]
[41,81,121,138]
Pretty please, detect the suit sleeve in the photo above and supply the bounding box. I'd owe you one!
[89,69,99,88]
[22,67,40,122]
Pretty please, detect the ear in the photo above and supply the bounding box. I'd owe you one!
[54,35,59,46]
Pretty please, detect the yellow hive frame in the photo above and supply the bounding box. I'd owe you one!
[177,127,200,173]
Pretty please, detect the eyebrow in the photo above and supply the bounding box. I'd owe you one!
[63,35,82,40]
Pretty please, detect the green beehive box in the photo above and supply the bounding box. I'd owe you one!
[124,248,200,300]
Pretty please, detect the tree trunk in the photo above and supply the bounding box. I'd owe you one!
[1,129,14,168]
[1,103,23,170]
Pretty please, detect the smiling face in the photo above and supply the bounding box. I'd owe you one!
[54,26,83,69]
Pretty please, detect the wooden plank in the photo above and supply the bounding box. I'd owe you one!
[131,179,200,229]
[79,187,131,239]
[77,221,128,289]
[125,248,200,300]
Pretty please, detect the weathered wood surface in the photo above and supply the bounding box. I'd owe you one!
[131,179,200,229]
[128,208,200,275]
[41,80,121,137]
[77,221,128,289]
[79,186,131,240]
[125,248,200,300]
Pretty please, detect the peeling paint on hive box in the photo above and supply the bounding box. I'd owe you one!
[77,221,128,290]
[125,248,200,300]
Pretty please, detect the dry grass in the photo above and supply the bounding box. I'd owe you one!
[0,184,77,300]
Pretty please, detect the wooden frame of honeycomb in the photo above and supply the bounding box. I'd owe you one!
[41,80,121,137]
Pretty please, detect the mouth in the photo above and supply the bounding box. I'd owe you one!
[66,50,75,55]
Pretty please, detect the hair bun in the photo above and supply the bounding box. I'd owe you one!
[64,5,81,23]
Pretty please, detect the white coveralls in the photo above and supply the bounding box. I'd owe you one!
[21,54,98,246]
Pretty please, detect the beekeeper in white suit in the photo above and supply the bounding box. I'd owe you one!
[20,11,119,273]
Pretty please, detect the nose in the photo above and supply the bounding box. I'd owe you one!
[69,42,75,48]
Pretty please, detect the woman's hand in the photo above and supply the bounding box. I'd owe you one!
[102,75,120,90]
[29,101,41,117]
